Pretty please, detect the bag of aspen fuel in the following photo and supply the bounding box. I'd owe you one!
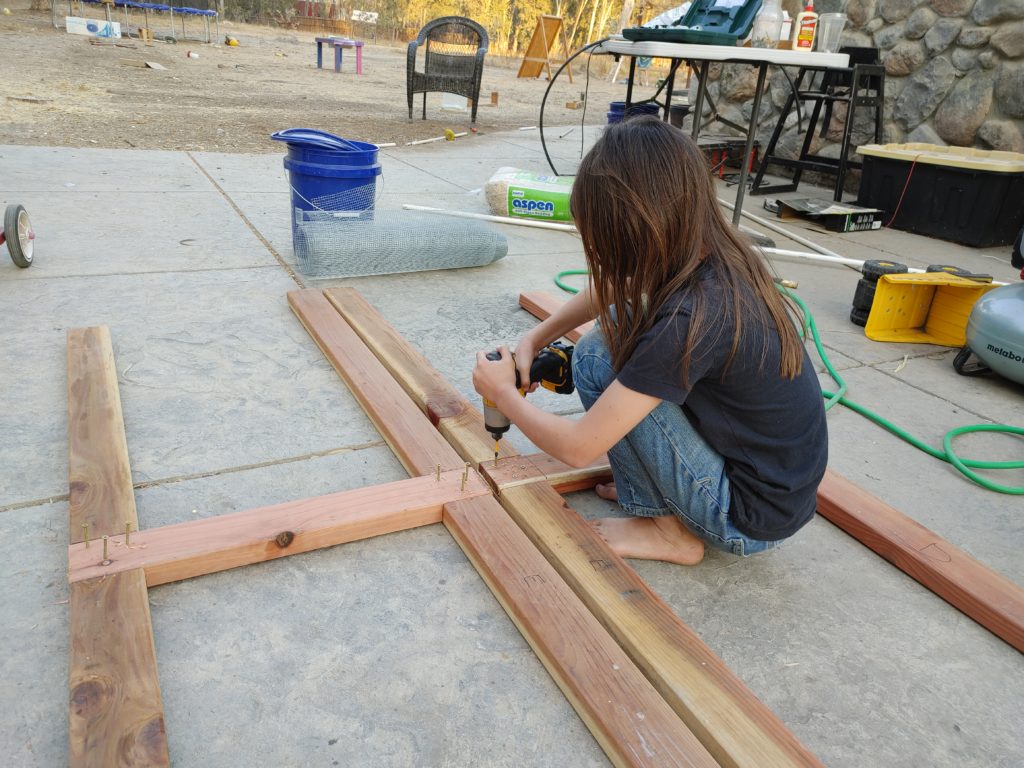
[484,167,574,221]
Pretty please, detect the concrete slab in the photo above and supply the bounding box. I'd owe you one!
[0,267,381,506]
[0,191,278,280]
[0,145,208,193]
[0,450,608,768]
[1,134,1021,768]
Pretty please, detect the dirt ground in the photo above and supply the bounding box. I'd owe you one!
[0,10,634,152]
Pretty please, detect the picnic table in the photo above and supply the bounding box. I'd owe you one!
[315,37,364,74]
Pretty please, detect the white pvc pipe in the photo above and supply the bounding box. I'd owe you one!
[405,132,468,146]
[718,196,846,259]
[761,246,867,269]
[402,205,579,232]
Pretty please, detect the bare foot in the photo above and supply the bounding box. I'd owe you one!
[595,482,618,501]
[590,515,705,566]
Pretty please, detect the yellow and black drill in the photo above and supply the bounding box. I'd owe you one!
[483,341,575,464]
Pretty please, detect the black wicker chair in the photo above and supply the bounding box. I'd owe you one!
[407,16,488,125]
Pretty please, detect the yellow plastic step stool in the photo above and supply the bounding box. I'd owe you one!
[865,273,999,346]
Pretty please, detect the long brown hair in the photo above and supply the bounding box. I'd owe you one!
[570,116,804,382]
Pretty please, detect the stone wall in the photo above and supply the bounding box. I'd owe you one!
[695,0,1024,180]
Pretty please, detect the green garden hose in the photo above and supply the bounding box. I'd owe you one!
[555,269,589,295]
[552,271,1024,493]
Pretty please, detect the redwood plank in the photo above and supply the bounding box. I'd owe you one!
[322,291,822,767]
[324,287,517,465]
[519,290,593,343]
[288,289,465,475]
[67,327,169,768]
[444,495,718,768]
[294,291,719,767]
[817,471,1024,653]
[69,470,489,587]
[69,574,168,768]
[67,326,139,542]
[499,482,823,768]
[484,452,613,494]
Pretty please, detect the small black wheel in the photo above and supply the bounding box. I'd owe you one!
[861,259,908,281]
[850,307,870,327]
[953,345,990,377]
[4,204,33,268]
[926,264,970,276]
[851,278,876,311]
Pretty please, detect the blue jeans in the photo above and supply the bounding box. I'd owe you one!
[573,325,780,556]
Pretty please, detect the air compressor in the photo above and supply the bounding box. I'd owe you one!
[954,282,1024,386]
[954,228,1024,385]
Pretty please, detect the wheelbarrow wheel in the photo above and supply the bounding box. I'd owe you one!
[4,204,33,268]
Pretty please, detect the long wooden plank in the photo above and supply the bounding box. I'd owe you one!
[322,291,822,767]
[288,288,465,475]
[817,471,1024,653]
[522,291,1024,655]
[67,327,169,767]
[68,326,141,541]
[500,482,822,768]
[519,290,593,343]
[292,292,719,767]
[445,496,718,768]
[324,287,517,466]
[485,452,613,494]
[68,470,489,587]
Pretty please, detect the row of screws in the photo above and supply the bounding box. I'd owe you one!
[80,521,132,565]
[435,462,473,492]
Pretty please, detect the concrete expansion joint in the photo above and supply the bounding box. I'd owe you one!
[185,151,304,289]
[135,440,391,493]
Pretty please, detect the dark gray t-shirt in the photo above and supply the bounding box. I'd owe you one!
[616,279,828,540]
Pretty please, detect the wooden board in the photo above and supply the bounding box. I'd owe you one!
[69,470,489,587]
[445,496,717,768]
[67,326,140,542]
[294,290,724,766]
[70,573,169,767]
[324,287,518,466]
[320,290,822,767]
[817,471,1024,653]
[484,452,612,494]
[517,15,573,82]
[519,290,594,343]
[288,289,465,475]
[499,482,823,767]
[67,327,169,767]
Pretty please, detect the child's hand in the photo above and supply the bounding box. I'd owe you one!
[513,337,540,393]
[473,346,518,404]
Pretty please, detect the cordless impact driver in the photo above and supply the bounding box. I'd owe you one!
[482,341,575,464]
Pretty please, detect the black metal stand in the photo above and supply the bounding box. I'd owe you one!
[750,47,885,202]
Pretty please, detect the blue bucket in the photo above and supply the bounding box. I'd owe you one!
[271,128,382,233]
[607,101,661,124]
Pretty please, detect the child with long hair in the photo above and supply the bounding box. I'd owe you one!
[473,117,828,565]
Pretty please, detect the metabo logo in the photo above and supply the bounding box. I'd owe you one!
[510,193,555,217]
[987,343,1023,363]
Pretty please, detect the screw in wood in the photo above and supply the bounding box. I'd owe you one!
[82,522,90,548]
[125,520,131,546]
[102,535,109,562]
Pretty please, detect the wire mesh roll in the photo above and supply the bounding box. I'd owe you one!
[292,211,508,279]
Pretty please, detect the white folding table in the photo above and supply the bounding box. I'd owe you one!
[591,38,849,225]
